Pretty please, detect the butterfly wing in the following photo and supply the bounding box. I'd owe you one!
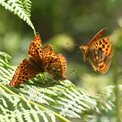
[46,54,67,80]
[98,60,112,74]
[41,45,56,71]
[88,28,107,46]
[28,33,43,62]
[80,28,107,62]
[87,36,114,74]
[42,45,55,59]
[9,59,40,86]
[41,45,67,79]
[89,36,114,61]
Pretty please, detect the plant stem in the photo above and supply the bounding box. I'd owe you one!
[0,83,71,122]
[113,51,121,122]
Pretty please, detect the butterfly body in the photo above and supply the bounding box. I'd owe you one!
[80,28,114,74]
[10,33,67,86]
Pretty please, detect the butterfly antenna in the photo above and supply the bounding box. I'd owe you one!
[67,69,76,77]
[76,50,81,54]
[65,42,79,48]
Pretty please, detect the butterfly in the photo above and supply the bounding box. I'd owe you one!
[80,28,114,74]
[9,33,67,86]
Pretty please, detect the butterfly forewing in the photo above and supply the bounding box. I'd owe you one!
[9,59,40,86]
[88,28,107,46]
[28,33,43,62]
[42,45,55,58]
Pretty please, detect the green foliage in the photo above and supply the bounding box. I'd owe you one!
[0,0,121,121]
[0,0,36,34]
[0,52,117,122]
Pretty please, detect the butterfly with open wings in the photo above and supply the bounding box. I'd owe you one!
[9,33,67,86]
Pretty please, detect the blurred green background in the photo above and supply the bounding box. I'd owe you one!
[0,0,122,95]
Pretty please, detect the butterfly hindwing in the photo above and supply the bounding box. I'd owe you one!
[89,36,114,63]
[41,45,56,71]
[46,53,67,80]
[42,45,55,60]
[42,45,67,80]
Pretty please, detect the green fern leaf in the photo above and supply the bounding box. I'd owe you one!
[0,0,36,34]
[0,52,116,122]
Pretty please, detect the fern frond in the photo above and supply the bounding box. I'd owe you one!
[95,85,115,113]
[20,0,31,16]
[0,52,118,121]
[0,0,36,34]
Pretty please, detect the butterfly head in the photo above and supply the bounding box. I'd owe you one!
[79,45,88,62]
[53,71,66,80]
[48,66,66,81]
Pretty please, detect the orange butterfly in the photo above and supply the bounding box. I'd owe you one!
[9,33,67,86]
[80,28,114,74]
